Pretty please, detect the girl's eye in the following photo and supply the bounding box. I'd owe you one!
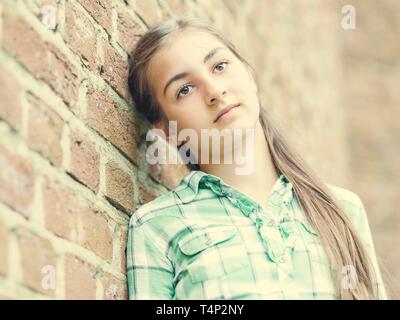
[176,84,193,99]
[214,61,228,72]
[175,61,229,99]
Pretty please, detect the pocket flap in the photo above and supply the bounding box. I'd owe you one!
[178,225,237,255]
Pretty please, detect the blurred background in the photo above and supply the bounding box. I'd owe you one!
[0,0,398,299]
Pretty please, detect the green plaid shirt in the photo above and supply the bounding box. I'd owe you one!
[126,170,387,300]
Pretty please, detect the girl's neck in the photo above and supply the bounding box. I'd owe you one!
[200,121,279,202]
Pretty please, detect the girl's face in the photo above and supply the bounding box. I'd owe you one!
[147,29,260,156]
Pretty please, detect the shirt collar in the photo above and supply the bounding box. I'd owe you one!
[174,170,292,204]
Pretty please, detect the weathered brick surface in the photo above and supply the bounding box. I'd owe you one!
[43,177,113,262]
[119,227,128,274]
[80,0,112,36]
[64,0,97,71]
[104,162,134,214]
[85,87,139,164]
[100,272,127,300]
[0,218,9,276]
[26,93,64,167]
[100,40,130,100]
[2,8,79,108]
[116,7,144,53]
[15,227,57,296]
[68,129,100,193]
[65,253,96,299]
[137,176,157,205]
[0,145,35,219]
[0,68,22,131]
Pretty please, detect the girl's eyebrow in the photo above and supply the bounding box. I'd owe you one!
[163,46,227,97]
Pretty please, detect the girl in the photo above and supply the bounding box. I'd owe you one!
[126,17,388,300]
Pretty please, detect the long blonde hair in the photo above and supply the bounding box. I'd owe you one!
[128,17,382,300]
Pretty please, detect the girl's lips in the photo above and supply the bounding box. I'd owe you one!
[214,104,240,123]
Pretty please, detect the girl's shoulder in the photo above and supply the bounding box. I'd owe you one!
[325,182,364,208]
[129,171,200,228]
[324,182,367,226]
[129,189,182,228]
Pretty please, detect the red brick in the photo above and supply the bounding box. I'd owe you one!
[119,227,128,274]
[68,129,100,193]
[2,8,79,109]
[80,0,112,36]
[0,67,22,131]
[0,219,9,276]
[135,0,161,27]
[104,162,134,214]
[85,88,139,164]
[100,272,127,300]
[116,7,144,53]
[65,253,96,300]
[137,178,157,205]
[64,1,97,71]
[0,145,35,218]
[100,40,130,101]
[15,227,56,296]
[26,93,64,167]
[43,177,113,261]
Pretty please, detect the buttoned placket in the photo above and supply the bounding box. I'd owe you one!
[202,176,299,298]
[204,178,296,261]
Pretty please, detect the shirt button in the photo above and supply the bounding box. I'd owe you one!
[278,256,286,263]
[267,220,275,227]
[205,235,212,245]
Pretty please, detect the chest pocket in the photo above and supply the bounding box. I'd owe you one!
[177,225,251,283]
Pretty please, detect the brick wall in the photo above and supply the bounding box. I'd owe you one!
[339,0,400,298]
[0,0,398,299]
[0,0,156,300]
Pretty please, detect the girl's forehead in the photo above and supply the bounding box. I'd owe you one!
[158,30,225,58]
[148,31,230,93]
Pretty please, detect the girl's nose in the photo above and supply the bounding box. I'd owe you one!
[206,87,227,105]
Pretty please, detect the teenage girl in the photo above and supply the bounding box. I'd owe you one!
[126,17,387,300]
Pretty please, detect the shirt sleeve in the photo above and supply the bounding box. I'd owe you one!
[126,219,175,300]
[348,195,388,300]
